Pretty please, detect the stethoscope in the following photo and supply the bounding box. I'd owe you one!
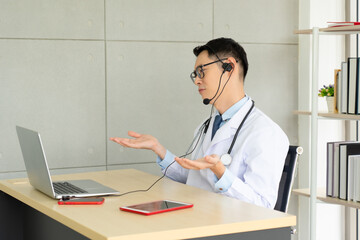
[189,100,255,166]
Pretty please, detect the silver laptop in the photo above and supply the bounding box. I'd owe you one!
[16,126,119,199]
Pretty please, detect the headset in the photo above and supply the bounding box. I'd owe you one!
[222,62,233,72]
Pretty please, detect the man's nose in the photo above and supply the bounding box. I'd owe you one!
[194,76,201,85]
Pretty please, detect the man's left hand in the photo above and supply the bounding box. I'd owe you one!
[175,154,226,179]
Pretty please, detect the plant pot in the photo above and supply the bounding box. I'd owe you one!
[326,96,335,113]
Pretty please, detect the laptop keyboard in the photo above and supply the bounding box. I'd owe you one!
[53,182,88,194]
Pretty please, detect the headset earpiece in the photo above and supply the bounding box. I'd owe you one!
[222,63,233,72]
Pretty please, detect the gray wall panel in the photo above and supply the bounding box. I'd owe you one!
[0,39,106,171]
[214,0,298,44]
[0,172,27,180]
[243,44,298,145]
[49,166,107,176]
[0,0,104,39]
[106,0,212,41]
[107,41,210,165]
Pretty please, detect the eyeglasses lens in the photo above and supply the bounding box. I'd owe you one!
[196,67,204,79]
[190,66,205,83]
[190,72,196,82]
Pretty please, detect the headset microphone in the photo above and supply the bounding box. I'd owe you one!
[202,98,212,105]
[202,71,224,105]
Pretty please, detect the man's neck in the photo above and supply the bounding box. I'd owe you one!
[215,93,246,115]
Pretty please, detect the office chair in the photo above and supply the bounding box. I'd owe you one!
[274,145,303,213]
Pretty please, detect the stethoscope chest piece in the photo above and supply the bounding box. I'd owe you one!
[220,153,232,166]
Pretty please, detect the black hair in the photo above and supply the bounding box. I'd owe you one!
[193,37,249,80]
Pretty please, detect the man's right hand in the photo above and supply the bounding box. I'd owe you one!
[110,131,167,159]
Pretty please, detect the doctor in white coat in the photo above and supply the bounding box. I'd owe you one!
[110,38,289,209]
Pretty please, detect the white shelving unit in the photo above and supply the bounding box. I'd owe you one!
[295,25,360,240]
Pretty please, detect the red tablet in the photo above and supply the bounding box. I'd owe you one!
[120,200,193,215]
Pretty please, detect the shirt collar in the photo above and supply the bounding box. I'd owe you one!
[217,95,249,121]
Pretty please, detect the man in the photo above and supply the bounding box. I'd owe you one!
[110,37,289,209]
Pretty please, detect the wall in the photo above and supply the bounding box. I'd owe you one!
[0,0,298,203]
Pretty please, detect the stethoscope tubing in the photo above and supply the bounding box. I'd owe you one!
[189,100,255,161]
[226,100,255,155]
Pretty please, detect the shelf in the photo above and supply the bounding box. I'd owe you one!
[295,23,360,239]
[295,25,360,35]
[293,188,360,209]
[294,110,360,120]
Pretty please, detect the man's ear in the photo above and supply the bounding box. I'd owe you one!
[226,57,237,73]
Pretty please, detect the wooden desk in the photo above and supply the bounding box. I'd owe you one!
[0,169,296,240]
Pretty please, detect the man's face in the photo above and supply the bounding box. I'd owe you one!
[193,51,223,102]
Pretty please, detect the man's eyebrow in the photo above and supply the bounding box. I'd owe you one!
[193,63,202,70]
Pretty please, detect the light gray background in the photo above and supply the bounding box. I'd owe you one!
[0,0,298,184]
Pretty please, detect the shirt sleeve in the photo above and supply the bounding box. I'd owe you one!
[214,169,236,192]
[156,150,176,170]
[155,150,189,184]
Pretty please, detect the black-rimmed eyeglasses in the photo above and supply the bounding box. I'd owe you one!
[190,58,227,83]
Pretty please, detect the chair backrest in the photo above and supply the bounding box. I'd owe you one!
[274,145,303,213]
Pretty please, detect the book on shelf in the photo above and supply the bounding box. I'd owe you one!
[341,62,348,114]
[347,155,360,201]
[327,21,360,27]
[327,142,334,196]
[337,69,342,113]
[333,142,341,197]
[354,156,360,202]
[347,58,358,114]
[327,141,357,197]
[334,69,340,113]
[347,155,354,201]
[357,58,360,115]
[339,143,360,200]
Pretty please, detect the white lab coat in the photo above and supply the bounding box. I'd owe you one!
[164,98,289,208]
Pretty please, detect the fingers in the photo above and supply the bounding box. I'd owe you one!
[109,137,132,148]
[109,131,142,147]
[175,157,197,169]
[128,131,142,138]
[109,137,123,144]
[175,157,213,170]
[125,139,144,148]
[204,154,220,164]
[109,132,152,150]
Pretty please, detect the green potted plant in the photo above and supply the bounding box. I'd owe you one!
[318,84,335,113]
